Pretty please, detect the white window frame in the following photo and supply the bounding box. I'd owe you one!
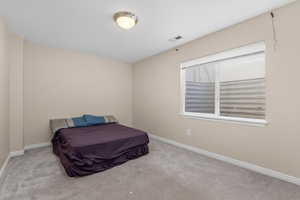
[180,42,267,126]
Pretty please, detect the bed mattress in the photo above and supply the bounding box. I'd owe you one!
[52,123,149,177]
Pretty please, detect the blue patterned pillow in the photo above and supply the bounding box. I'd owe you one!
[83,115,105,126]
[72,117,89,127]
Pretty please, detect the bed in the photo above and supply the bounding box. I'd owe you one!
[51,116,149,177]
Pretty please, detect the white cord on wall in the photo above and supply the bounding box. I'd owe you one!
[271,11,278,51]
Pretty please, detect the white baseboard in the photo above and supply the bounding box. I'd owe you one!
[24,142,51,151]
[7,142,50,158]
[3,137,300,186]
[9,150,24,157]
[149,134,300,186]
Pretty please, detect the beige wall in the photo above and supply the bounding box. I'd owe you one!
[133,1,300,178]
[9,33,24,152]
[0,17,9,167]
[23,42,132,146]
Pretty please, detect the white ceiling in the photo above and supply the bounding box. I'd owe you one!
[0,0,294,63]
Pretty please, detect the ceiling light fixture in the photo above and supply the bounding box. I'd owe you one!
[114,11,138,30]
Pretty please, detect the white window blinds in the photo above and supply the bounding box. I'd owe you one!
[181,42,266,123]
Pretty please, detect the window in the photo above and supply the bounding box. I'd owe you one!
[180,42,266,125]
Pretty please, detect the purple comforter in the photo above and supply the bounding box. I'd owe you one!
[52,124,149,177]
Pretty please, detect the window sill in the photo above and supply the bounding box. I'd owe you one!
[180,112,268,127]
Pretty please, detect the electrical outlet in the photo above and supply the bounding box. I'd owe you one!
[186,129,192,136]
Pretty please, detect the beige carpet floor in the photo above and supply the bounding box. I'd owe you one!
[1,139,300,200]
